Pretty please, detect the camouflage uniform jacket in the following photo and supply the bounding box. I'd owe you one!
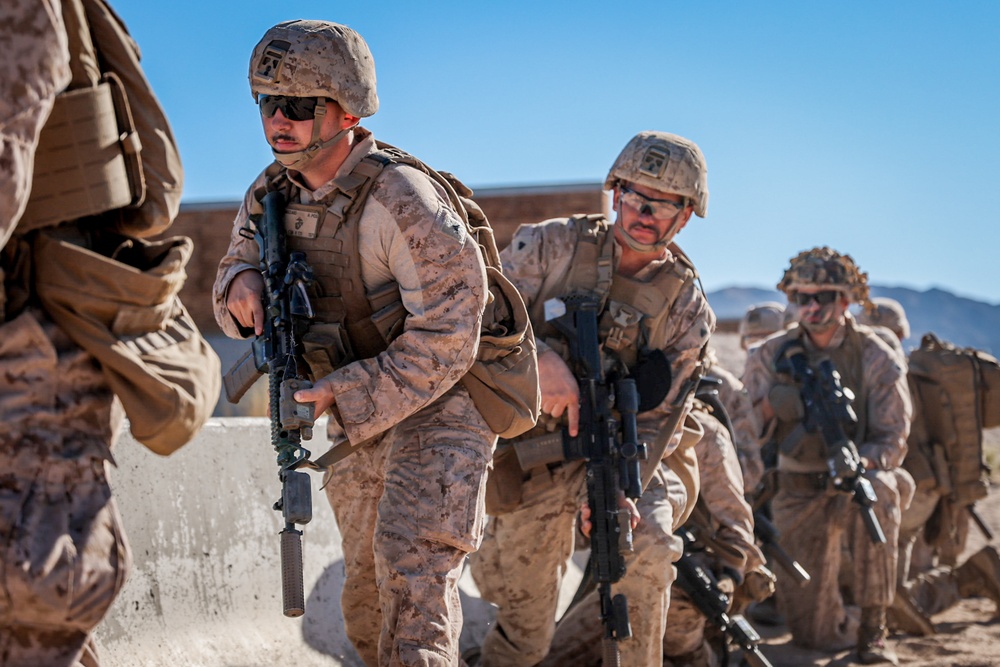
[501,216,715,460]
[689,403,765,578]
[213,128,488,445]
[709,362,766,493]
[0,0,71,250]
[743,320,910,471]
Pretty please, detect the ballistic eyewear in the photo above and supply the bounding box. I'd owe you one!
[791,290,841,306]
[620,187,685,220]
[259,95,320,122]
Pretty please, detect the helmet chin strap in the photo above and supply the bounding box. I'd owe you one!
[271,98,351,170]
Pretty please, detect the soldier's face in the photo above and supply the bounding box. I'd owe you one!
[260,97,352,153]
[614,182,692,246]
[792,287,849,333]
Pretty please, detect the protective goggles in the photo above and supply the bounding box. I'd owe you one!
[619,187,685,219]
[791,290,841,306]
[259,95,320,122]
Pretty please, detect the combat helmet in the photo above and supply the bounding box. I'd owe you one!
[739,301,786,349]
[249,20,378,168]
[777,246,870,305]
[857,296,910,340]
[604,131,709,218]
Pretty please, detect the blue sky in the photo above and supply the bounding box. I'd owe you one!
[113,1,1000,304]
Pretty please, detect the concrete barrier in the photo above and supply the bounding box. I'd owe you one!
[95,418,504,666]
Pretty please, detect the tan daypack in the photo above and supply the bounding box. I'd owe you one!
[20,0,183,237]
[32,226,220,455]
[905,333,1000,506]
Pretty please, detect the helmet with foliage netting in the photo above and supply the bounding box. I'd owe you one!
[777,246,869,305]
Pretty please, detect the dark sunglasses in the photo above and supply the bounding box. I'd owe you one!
[259,95,320,122]
[791,290,841,306]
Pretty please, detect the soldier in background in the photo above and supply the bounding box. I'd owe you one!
[739,301,787,353]
[214,21,496,665]
[860,298,1000,636]
[743,247,912,664]
[705,348,766,496]
[661,400,774,666]
[857,296,908,363]
[469,131,715,666]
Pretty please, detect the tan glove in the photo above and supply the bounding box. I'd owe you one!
[743,565,777,603]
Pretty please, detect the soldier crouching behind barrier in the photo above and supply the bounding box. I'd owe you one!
[742,247,913,665]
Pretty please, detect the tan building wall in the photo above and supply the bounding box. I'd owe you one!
[172,182,607,334]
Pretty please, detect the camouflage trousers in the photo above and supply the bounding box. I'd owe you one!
[772,469,903,651]
[325,385,495,667]
[472,461,688,667]
[898,487,970,615]
[1,310,125,667]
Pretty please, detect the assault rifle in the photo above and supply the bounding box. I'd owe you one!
[675,529,774,667]
[775,342,886,544]
[223,190,317,617]
[548,295,646,666]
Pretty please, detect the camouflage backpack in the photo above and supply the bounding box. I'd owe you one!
[906,333,1000,506]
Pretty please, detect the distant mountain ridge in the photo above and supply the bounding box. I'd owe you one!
[706,285,1000,355]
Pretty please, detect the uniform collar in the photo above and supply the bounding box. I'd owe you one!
[287,127,377,202]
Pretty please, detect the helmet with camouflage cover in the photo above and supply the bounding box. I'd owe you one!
[604,131,709,218]
[777,246,870,305]
[249,20,378,169]
[857,296,910,340]
[249,20,378,117]
[739,301,786,349]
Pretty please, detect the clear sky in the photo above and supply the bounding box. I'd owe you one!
[113,1,1000,304]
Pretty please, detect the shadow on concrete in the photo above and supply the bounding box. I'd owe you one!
[302,558,364,666]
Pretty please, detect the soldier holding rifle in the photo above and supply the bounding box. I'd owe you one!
[743,247,912,665]
[469,131,715,666]
[213,20,498,666]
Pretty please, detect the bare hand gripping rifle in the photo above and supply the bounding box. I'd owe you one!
[547,294,647,666]
[223,190,317,617]
[775,341,886,545]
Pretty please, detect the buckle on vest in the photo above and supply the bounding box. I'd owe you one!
[605,326,627,352]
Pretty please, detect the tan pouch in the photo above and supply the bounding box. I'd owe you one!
[484,444,526,516]
[19,78,135,232]
[460,266,541,439]
[32,228,220,455]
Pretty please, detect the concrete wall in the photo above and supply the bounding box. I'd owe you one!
[95,418,502,666]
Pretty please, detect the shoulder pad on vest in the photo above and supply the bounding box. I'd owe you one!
[668,241,699,278]
[250,162,290,217]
